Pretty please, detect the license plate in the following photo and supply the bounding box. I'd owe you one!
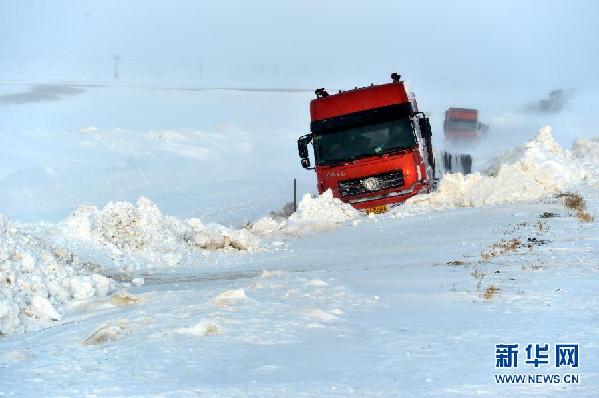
[364,205,387,215]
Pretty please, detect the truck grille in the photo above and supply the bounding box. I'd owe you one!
[338,170,405,197]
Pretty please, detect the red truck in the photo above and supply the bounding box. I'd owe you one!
[443,107,488,145]
[297,74,435,213]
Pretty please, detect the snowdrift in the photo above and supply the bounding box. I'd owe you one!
[65,197,259,253]
[249,190,359,236]
[0,192,357,336]
[572,136,599,186]
[0,215,112,335]
[401,126,590,211]
[55,192,356,273]
[572,136,599,163]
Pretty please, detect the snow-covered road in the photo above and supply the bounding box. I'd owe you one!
[1,195,598,397]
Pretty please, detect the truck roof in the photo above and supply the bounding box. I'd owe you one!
[310,82,409,122]
[446,107,478,121]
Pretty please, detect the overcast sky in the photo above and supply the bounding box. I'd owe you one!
[1,0,598,92]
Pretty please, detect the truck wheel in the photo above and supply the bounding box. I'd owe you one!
[441,151,473,174]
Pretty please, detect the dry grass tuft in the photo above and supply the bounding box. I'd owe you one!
[559,192,586,212]
[482,238,522,260]
[202,323,222,336]
[470,268,486,280]
[470,268,486,290]
[497,238,521,253]
[483,285,500,300]
[577,211,595,223]
[480,249,496,261]
[557,192,594,223]
[269,202,295,218]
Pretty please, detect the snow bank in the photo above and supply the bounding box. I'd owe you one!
[401,126,587,211]
[250,190,359,236]
[289,190,360,224]
[572,136,599,185]
[0,215,112,336]
[572,136,599,163]
[64,197,261,257]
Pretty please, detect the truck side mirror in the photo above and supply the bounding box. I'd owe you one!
[298,136,309,159]
[297,134,313,169]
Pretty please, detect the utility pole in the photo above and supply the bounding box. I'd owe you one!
[293,178,297,212]
[113,54,120,80]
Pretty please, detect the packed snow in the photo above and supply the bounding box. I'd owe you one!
[0,215,112,335]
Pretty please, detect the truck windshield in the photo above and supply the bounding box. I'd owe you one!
[446,119,477,132]
[313,118,416,165]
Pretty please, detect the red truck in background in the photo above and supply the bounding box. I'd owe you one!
[443,107,489,145]
[297,74,435,213]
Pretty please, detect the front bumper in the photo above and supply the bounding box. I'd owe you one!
[343,182,428,210]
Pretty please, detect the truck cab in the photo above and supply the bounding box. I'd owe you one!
[443,107,488,145]
[297,74,435,212]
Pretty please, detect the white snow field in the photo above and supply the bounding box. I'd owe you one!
[1,85,599,397]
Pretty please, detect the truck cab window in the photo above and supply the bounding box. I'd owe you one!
[314,118,416,165]
[445,119,477,132]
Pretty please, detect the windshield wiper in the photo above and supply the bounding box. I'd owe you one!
[380,146,414,156]
[319,147,414,167]
[318,156,362,167]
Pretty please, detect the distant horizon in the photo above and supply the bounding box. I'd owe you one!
[1,0,598,93]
